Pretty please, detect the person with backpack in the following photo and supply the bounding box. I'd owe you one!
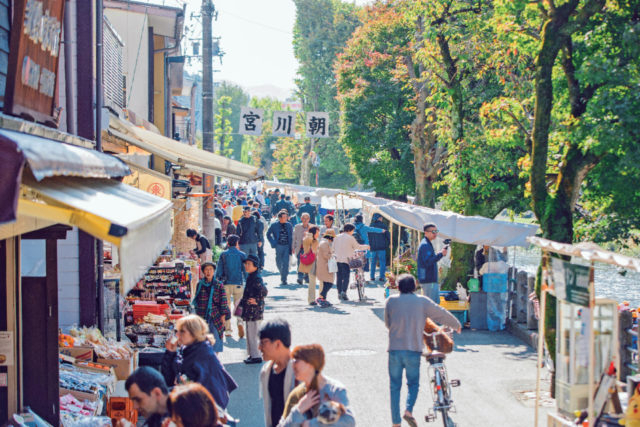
[367,213,390,283]
[215,235,247,339]
[237,206,261,257]
[292,213,312,285]
[299,226,320,305]
[353,214,384,274]
[333,224,369,301]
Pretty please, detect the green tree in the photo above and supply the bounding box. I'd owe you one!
[491,0,640,390]
[213,82,251,158]
[293,0,360,188]
[214,95,233,157]
[335,4,416,198]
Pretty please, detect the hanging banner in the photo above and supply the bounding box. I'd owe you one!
[272,111,296,137]
[4,0,65,125]
[238,107,264,136]
[306,111,329,138]
[550,258,591,307]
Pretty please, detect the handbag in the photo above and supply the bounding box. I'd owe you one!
[233,300,244,317]
[328,256,338,273]
[300,250,316,265]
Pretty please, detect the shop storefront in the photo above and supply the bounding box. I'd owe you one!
[0,129,172,424]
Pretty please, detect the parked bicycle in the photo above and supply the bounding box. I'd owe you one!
[348,250,368,301]
[423,327,460,427]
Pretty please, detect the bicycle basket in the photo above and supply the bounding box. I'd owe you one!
[423,319,454,354]
[348,258,365,269]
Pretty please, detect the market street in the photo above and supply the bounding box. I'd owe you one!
[220,246,553,427]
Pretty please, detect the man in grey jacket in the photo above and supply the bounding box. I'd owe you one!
[258,319,296,427]
[384,274,461,427]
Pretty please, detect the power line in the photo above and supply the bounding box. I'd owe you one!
[216,7,292,35]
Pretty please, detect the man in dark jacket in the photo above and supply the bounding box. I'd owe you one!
[273,194,289,216]
[215,235,247,338]
[417,223,448,303]
[296,196,317,224]
[267,211,294,286]
[237,206,261,257]
[368,213,390,282]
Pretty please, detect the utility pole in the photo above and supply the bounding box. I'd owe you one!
[201,0,216,241]
[202,0,214,153]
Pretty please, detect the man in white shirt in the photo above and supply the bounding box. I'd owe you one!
[333,223,369,300]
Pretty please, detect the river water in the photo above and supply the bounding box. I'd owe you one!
[508,246,640,307]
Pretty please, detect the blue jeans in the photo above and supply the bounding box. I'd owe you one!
[421,282,440,304]
[369,250,386,280]
[240,243,258,258]
[275,244,291,284]
[388,350,421,425]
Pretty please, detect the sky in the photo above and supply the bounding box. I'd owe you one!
[153,0,371,100]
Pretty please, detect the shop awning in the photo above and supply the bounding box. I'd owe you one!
[0,128,130,224]
[19,173,172,293]
[107,115,263,182]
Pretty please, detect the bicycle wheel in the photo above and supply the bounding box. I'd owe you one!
[434,367,454,427]
[357,278,365,301]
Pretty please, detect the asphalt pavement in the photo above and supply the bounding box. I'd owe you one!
[220,245,552,426]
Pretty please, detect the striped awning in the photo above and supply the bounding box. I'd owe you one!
[0,129,130,224]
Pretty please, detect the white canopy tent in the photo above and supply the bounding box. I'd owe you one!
[264,181,538,247]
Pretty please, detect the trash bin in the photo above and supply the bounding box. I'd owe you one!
[469,291,487,330]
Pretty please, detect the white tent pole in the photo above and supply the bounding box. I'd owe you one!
[534,252,548,427]
[390,221,394,271]
[587,262,596,426]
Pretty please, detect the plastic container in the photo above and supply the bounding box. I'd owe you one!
[486,292,508,331]
[467,278,480,292]
[483,273,508,293]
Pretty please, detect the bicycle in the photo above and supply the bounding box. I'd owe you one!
[423,327,460,427]
[348,250,367,301]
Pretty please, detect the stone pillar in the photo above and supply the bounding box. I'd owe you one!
[508,267,517,319]
[516,270,528,323]
[527,276,538,330]
[619,310,634,380]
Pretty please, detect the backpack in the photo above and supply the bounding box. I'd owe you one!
[300,250,316,265]
[352,229,364,244]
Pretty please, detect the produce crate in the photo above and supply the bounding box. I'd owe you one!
[132,303,169,321]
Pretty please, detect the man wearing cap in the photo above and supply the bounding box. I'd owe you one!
[240,254,268,364]
[417,223,448,303]
[237,206,261,257]
[267,211,294,286]
[296,196,317,224]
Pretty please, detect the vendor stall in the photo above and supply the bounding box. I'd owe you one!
[529,237,640,427]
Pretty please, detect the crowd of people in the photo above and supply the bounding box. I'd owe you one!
[117,183,461,427]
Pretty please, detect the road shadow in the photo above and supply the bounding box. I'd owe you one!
[223,337,247,350]
[306,305,350,315]
[225,361,264,426]
[370,307,385,323]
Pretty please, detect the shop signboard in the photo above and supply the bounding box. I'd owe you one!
[4,0,65,124]
[550,258,591,307]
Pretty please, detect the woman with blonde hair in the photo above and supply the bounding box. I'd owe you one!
[299,226,320,305]
[162,314,237,409]
[278,344,355,427]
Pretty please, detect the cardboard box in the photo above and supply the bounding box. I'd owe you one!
[59,346,94,361]
[97,351,137,380]
[59,387,101,403]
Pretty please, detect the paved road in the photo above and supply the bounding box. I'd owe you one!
[220,246,552,426]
